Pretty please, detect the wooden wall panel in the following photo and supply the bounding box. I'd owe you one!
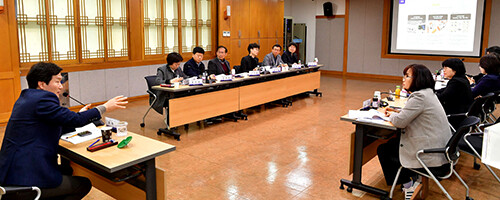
[230,38,250,66]
[0,0,21,123]
[230,0,250,39]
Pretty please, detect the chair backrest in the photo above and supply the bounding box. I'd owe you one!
[447,116,480,161]
[467,92,495,121]
[484,90,500,114]
[233,65,242,73]
[144,75,158,91]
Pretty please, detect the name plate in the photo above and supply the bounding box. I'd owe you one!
[249,71,260,76]
[292,64,302,69]
[307,62,317,66]
[216,75,232,82]
[189,79,203,86]
[270,67,281,73]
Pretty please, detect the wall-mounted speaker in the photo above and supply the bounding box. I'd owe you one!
[323,2,333,16]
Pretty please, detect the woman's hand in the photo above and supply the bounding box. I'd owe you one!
[467,76,475,84]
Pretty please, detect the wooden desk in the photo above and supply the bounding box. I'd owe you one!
[339,98,406,198]
[59,132,176,200]
[151,67,321,140]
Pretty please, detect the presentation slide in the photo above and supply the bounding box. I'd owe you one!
[390,0,485,57]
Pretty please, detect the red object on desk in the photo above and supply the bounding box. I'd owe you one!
[86,141,118,152]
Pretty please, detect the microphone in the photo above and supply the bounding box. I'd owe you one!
[62,92,85,106]
[62,92,105,126]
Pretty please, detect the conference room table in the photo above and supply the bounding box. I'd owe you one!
[339,97,407,198]
[59,131,176,200]
[151,66,322,140]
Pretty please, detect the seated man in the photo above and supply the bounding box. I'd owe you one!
[183,47,206,77]
[262,44,284,67]
[208,46,231,75]
[240,43,260,72]
[156,52,188,84]
[0,62,128,199]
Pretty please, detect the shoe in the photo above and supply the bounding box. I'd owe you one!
[402,176,421,200]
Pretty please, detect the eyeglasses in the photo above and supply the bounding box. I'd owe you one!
[403,75,412,81]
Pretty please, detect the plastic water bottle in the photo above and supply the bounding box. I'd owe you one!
[395,85,401,99]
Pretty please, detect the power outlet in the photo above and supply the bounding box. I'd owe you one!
[223,31,231,37]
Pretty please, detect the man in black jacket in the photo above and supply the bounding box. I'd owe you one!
[183,47,205,77]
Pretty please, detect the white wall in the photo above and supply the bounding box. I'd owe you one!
[285,0,346,63]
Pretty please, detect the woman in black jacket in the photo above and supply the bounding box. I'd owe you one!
[282,43,299,65]
[436,58,473,128]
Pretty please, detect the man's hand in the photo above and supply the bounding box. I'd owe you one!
[79,104,92,112]
[170,77,183,83]
[103,95,128,112]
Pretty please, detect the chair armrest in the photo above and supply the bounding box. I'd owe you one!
[422,147,446,154]
[467,132,484,136]
[479,123,495,129]
[147,90,155,96]
[2,186,35,193]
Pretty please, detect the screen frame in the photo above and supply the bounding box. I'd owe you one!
[380,0,492,62]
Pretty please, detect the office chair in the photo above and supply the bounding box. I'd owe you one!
[483,90,500,123]
[140,75,158,128]
[233,65,242,74]
[458,117,500,182]
[0,186,41,200]
[447,92,494,132]
[387,116,480,200]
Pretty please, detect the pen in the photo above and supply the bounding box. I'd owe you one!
[88,139,100,147]
[66,133,78,139]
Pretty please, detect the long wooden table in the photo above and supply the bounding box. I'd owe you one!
[152,66,322,140]
[59,131,176,200]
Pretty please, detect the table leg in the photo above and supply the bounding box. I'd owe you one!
[158,105,181,140]
[145,159,157,200]
[340,124,388,197]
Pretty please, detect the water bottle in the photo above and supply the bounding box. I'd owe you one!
[395,85,401,99]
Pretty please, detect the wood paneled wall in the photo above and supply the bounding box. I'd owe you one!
[218,0,284,65]
[0,0,21,123]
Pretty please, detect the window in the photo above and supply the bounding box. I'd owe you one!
[144,0,213,57]
[17,0,128,65]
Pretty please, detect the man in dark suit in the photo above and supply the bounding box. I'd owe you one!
[208,46,231,75]
[183,47,206,77]
[0,62,128,199]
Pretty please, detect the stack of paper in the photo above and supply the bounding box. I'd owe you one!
[348,109,390,122]
[482,123,500,170]
[60,123,102,144]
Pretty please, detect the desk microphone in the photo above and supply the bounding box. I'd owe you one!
[62,92,85,106]
[62,92,105,126]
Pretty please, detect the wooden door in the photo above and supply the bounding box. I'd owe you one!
[229,38,250,66]
[0,0,22,123]
[230,0,250,39]
[249,0,267,39]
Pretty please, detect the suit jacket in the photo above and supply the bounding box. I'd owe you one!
[152,64,188,114]
[389,88,452,168]
[436,75,473,115]
[0,89,101,187]
[281,51,298,65]
[472,74,500,98]
[208,58,230,75]
[183,58,205,77]
[240,55,259,73]
[262,53,283,67]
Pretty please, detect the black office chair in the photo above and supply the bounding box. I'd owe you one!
[233,65,242,74]
[458,117,500,182]
[0,186,41,200]
[140,75,158,128]
[483,90,500,123]
[447,92,494,132]
[387,116,480,200]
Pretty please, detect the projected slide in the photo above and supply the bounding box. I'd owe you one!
[390,0,484,57]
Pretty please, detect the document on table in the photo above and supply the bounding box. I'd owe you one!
[349,109,390,122]
[60,123,102,144]
[482,123,500,170]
